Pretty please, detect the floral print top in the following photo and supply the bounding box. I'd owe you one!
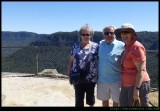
[70,41,98,83]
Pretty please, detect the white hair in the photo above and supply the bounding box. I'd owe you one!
[103,25,116,34]
[79,24,94,36]
[78,24,94,41]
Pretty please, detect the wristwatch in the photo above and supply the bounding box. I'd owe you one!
[134,86,140,90]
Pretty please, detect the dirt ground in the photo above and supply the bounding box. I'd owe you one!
[2,74,113,107]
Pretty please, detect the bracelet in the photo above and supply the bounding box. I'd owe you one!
[134,86,140,90]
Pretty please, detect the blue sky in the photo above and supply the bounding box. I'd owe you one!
[2,1,158,34]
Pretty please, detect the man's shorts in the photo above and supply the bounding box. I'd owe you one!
[97,81,121,103]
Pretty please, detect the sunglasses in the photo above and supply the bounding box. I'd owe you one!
[81,34,90,36]
[121,31,130,34]
[104,32,114,35]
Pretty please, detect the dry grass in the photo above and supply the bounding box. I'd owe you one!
[149,91,159,107]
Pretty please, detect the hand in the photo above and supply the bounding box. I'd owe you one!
[133,89,139,100]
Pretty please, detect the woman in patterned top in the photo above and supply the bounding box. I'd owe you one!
[68,24,98,107]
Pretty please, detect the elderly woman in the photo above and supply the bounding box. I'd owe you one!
[115,23,150,107]
[68,24,98,107]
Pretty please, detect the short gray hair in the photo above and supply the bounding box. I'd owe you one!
[79,24,94,36]
[103,25,116,34]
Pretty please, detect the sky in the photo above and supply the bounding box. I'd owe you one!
[2,1,159,34]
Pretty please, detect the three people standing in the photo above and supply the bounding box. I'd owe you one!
[68,23,150,107]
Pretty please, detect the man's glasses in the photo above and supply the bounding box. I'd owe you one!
[104,32,114,35]
[81,34,90,36]
[121,31,130,34]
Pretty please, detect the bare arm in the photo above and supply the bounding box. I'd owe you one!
[133,61,146,99]
[68,56,74,76]
[134,61,146,88]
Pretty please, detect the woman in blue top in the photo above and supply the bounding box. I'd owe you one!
[68,24,98,107]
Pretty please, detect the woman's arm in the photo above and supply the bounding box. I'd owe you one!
[68,56,74,76]
[133,61,146,99]
[134,61,146,88]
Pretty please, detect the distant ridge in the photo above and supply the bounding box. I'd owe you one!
[2,31,158,50]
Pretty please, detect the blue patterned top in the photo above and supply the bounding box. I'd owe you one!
[70,41,98,83]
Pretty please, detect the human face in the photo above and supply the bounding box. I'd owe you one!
[121,31,132,45]
[103,28,115,44]
[80,29,91,44]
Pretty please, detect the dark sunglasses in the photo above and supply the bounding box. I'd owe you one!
[81,34,90,36]
[104,32,114,35]
[121,31,130,34]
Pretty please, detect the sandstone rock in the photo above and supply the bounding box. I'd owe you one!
[38,69,68,78]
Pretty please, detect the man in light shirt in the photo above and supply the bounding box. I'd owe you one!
[97,25,124,107]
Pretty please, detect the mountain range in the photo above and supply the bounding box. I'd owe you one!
[2,31,158,50]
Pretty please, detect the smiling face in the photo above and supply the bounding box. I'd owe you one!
[80,29,91,44]
[103,27,115,44]
[121,31,133,45]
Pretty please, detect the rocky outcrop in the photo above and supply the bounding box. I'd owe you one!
[38,69,68,78]
[2,69,69,79]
